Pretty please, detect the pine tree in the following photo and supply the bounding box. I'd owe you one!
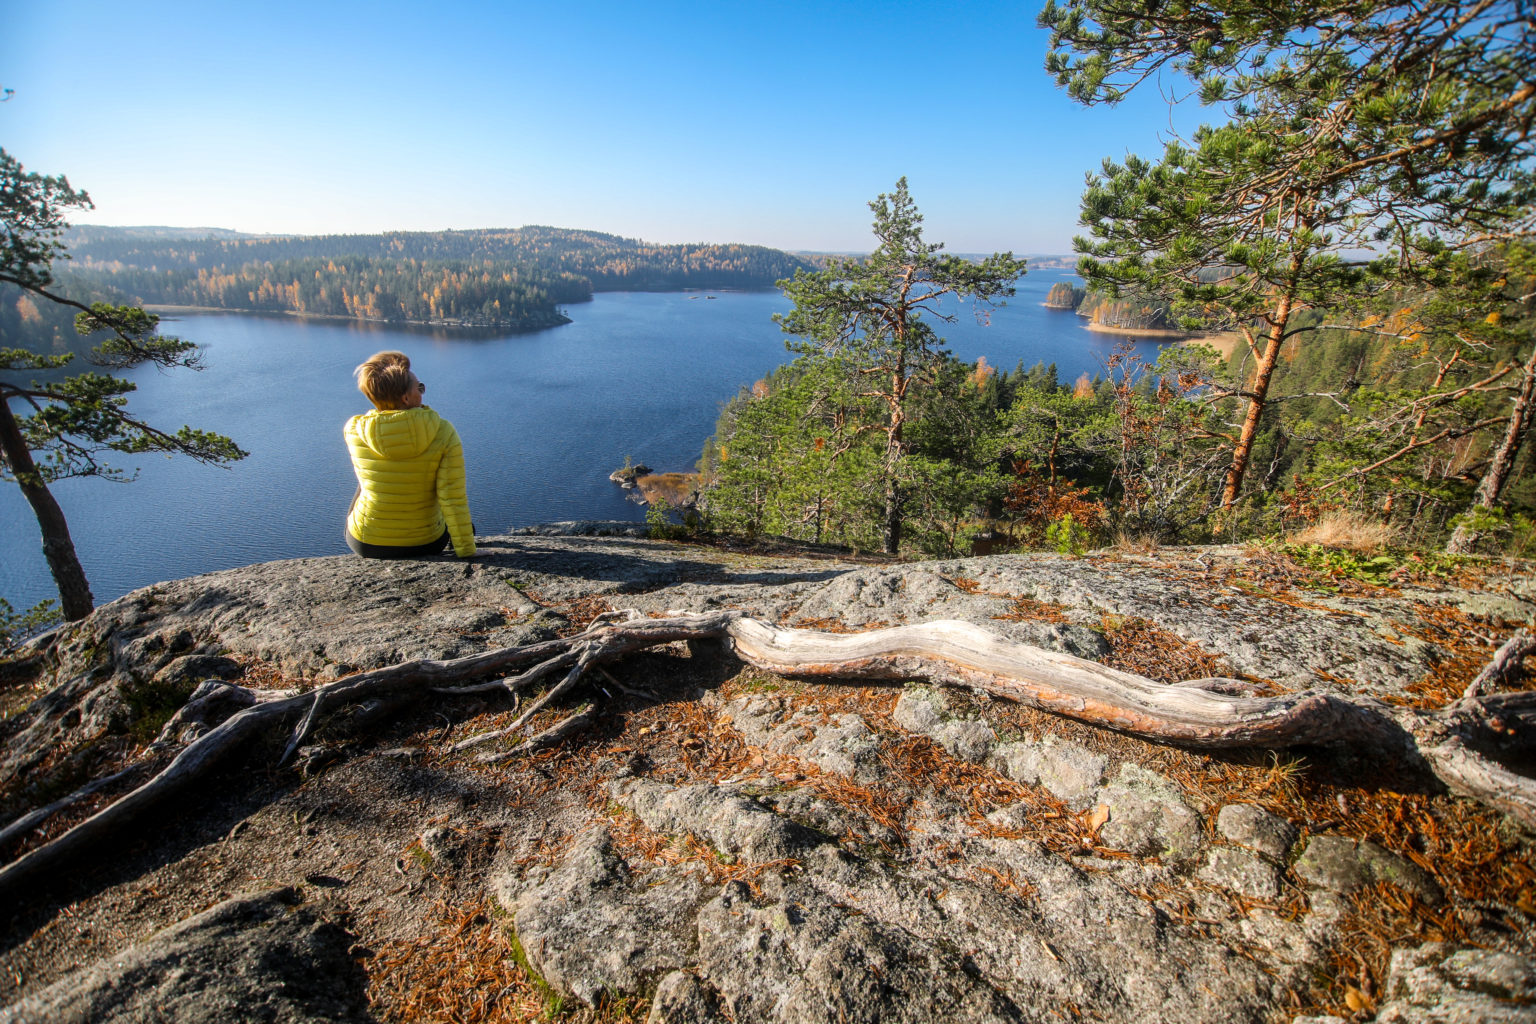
[0,150,246,620]
[1041,0,1536,513]
[775,179,1026,553]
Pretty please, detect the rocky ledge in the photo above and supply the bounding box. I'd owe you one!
[1,528,1533,1024]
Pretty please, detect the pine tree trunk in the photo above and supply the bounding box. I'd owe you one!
[1447,341,1536,554]
[883,419,903,555]
[1220,275,1299,508]
[0,396,94,620]
[882,358,907,556]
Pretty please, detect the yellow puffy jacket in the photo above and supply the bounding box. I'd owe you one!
[345,407,475,557]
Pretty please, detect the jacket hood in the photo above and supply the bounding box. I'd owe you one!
[349,407,444,460]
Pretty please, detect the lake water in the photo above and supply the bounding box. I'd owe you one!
[1,268,1172,610]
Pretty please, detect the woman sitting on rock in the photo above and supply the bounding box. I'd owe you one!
[344,351,476,559]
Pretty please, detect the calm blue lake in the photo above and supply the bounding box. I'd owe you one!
[1,268,1171,610]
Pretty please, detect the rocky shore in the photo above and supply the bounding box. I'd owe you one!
[610,462,700,509]
[146,305,572,332]
[1082,322,1191,339]
[1,529,1532,1023]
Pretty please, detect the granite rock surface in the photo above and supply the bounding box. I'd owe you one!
[2,528,1532,1023]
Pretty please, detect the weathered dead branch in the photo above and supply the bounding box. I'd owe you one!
[726,617,1391,748]
[480,703,598,764]
[1462,628,1534,700]
[1419,735,1536,828]
[0,611,1531,905]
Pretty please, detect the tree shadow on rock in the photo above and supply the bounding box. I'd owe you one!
[472,538,850,591]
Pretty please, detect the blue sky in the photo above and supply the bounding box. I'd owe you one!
[3,0,1211,253]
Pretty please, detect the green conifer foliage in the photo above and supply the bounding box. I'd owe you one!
[1040,0,1536,515]
[772,179,1026,553]
[0,150,246,620]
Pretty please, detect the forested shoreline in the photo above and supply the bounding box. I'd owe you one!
[698,298,1535,559]
[64,257,587,330]
[60,225,809,324]
[0,226,817,342]
[62,225,815,292]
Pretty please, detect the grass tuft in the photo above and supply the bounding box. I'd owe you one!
[1111,531,1161,554]
[1286,512,1399,552]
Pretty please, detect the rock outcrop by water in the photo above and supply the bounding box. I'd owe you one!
[610,463,653,488]
[1,528,1532,1023]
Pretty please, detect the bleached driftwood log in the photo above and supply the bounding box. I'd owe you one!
[0,611,1531,905]
[726,617,1392,748]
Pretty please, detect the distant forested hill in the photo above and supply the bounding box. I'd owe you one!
[58,226,815,324]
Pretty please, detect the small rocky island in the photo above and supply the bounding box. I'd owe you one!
[0,528,1532,1023]
[609,461,653,493]
[611,460,699,509]
[1040,282,1191,339]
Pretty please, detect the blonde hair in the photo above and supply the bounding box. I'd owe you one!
[354,351,415,409]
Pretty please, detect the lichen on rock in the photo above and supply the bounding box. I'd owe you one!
[1,532,1531,1024]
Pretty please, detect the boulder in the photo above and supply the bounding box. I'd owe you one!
[893,686,997,763]
[1376,943,1536,1023]
[497,829,706,1006]
[1201,847,1284,900]
[647,971,730,1024]
[1294,836,1442,904]
[721,694,883,783]
[608,778,828,862]
[1216,804,1298,861]
[0,890,367,1024]
[989,735,1108,809]
[693,879,1023,1023]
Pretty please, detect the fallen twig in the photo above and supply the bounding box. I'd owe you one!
[479,703,598,763]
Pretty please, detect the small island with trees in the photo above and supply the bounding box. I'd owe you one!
[1042,280,1085,309]
[1043,278,1187,337]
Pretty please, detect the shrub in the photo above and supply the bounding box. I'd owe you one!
[646,499,683,541]
[1446,507,1536,557]
[0,597,62,654]
[1000,462,1106,551]
[1046,512,1092,556]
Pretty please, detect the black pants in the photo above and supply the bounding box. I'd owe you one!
[345,529,450,559]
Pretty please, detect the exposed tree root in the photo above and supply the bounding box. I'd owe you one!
[1464,628,1535,700]
[280,689,326,766]
[0,762,149,856]
[1,611,1531,905]
[480,703,598,764]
